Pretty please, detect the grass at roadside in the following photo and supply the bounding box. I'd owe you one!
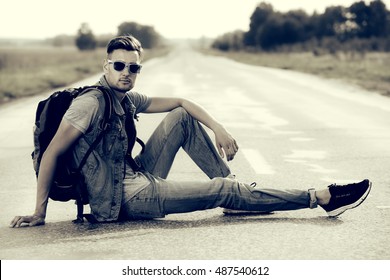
[0,46,170,104]
[201,48,390,97]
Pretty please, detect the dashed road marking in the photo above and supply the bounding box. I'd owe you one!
[284,150,327,160]
[241,148,275,175]
[376,206,390,209]
[289,137,315,142]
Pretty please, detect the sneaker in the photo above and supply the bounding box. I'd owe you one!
[321,179,372,217]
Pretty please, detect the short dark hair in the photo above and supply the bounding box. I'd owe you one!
[106,35,143,58]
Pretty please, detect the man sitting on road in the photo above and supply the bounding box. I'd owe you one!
[10,35,371,227]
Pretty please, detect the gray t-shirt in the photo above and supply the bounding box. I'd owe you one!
[64,91,151,134]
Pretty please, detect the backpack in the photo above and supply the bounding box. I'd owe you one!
[32,85,113,223]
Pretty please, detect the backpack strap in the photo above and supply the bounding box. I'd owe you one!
[71,86,113,223]
[120,97,146,172]
[136,137,145,153]
[127,137,145,171]
[75,86,113,173]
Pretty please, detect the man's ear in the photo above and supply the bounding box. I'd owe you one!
[103,59,109,74]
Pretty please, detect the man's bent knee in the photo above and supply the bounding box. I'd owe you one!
[169,107,191,122]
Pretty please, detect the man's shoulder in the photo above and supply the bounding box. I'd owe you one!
[127,91,151,113]
[127,90,142,98]
[82,86,107,97]
[76,87,110,104]
[71,89,102,110]
[127,90,150,103]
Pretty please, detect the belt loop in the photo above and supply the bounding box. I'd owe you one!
[308,188,318,209]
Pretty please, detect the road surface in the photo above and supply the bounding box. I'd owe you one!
[1,43,389,261]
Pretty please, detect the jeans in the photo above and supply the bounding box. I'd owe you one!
[122,108,317,219]
[137,107,231,179]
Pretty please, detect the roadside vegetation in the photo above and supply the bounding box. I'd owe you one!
[0,46,169,104]
[0,21,168,104]
[0,47,104,103]
[208,0,390,96]
[201,48,390,96]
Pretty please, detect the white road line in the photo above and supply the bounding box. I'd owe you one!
[289,137,315,142]
[284,150,327,160]
[376,206,390,209]
[241,148,275,175]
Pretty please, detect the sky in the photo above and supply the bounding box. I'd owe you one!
[1,0,389,40]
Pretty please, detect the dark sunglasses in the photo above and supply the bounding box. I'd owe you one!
[107,60,142,74]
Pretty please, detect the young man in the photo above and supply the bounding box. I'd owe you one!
[10,35,371,227]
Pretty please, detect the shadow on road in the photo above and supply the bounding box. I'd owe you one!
[1,213,343,251]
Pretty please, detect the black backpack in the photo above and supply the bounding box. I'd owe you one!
[32,86,113,223]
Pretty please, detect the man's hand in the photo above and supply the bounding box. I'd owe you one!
[214,126,239,161]
[10,215,45,228]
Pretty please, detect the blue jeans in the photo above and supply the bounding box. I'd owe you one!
[122,108,316,219]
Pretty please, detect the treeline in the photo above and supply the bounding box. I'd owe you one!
[212,0,390,52]
[47,21,163,50]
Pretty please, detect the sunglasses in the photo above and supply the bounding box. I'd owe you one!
[107,60,142,74]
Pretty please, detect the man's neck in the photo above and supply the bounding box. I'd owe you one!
[113,90,126,102]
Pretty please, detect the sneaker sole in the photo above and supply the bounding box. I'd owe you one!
[223,209,274,215]
[327,181,372,217]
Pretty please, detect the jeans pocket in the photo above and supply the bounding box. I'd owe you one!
[123,185,165,219]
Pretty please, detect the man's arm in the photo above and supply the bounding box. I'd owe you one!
[145,97,238,161]
[10,119,82,227]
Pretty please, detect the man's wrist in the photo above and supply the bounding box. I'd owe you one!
[210,121,224,133]
[33,212,46,219]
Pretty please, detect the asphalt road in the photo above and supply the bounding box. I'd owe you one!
[1,42,389,260]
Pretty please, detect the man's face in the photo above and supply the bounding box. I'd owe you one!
[103,49,141,92]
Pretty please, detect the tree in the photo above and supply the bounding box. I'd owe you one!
[213,0,390,52]
[252,11,309,50]
[244,2,274,47]
[256,13,285,49]
[349,1,371,37]
[75,23,97,51]
[212,30,244,51]
[117,22,161,48]
[283,10,311,43]
[348,0,388,38]
[315,6,347,38]
[244,3,313,49]
[367,0,388,37]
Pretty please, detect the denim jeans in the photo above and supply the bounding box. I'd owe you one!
[122,108,317,219]
[136,107,231,179]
